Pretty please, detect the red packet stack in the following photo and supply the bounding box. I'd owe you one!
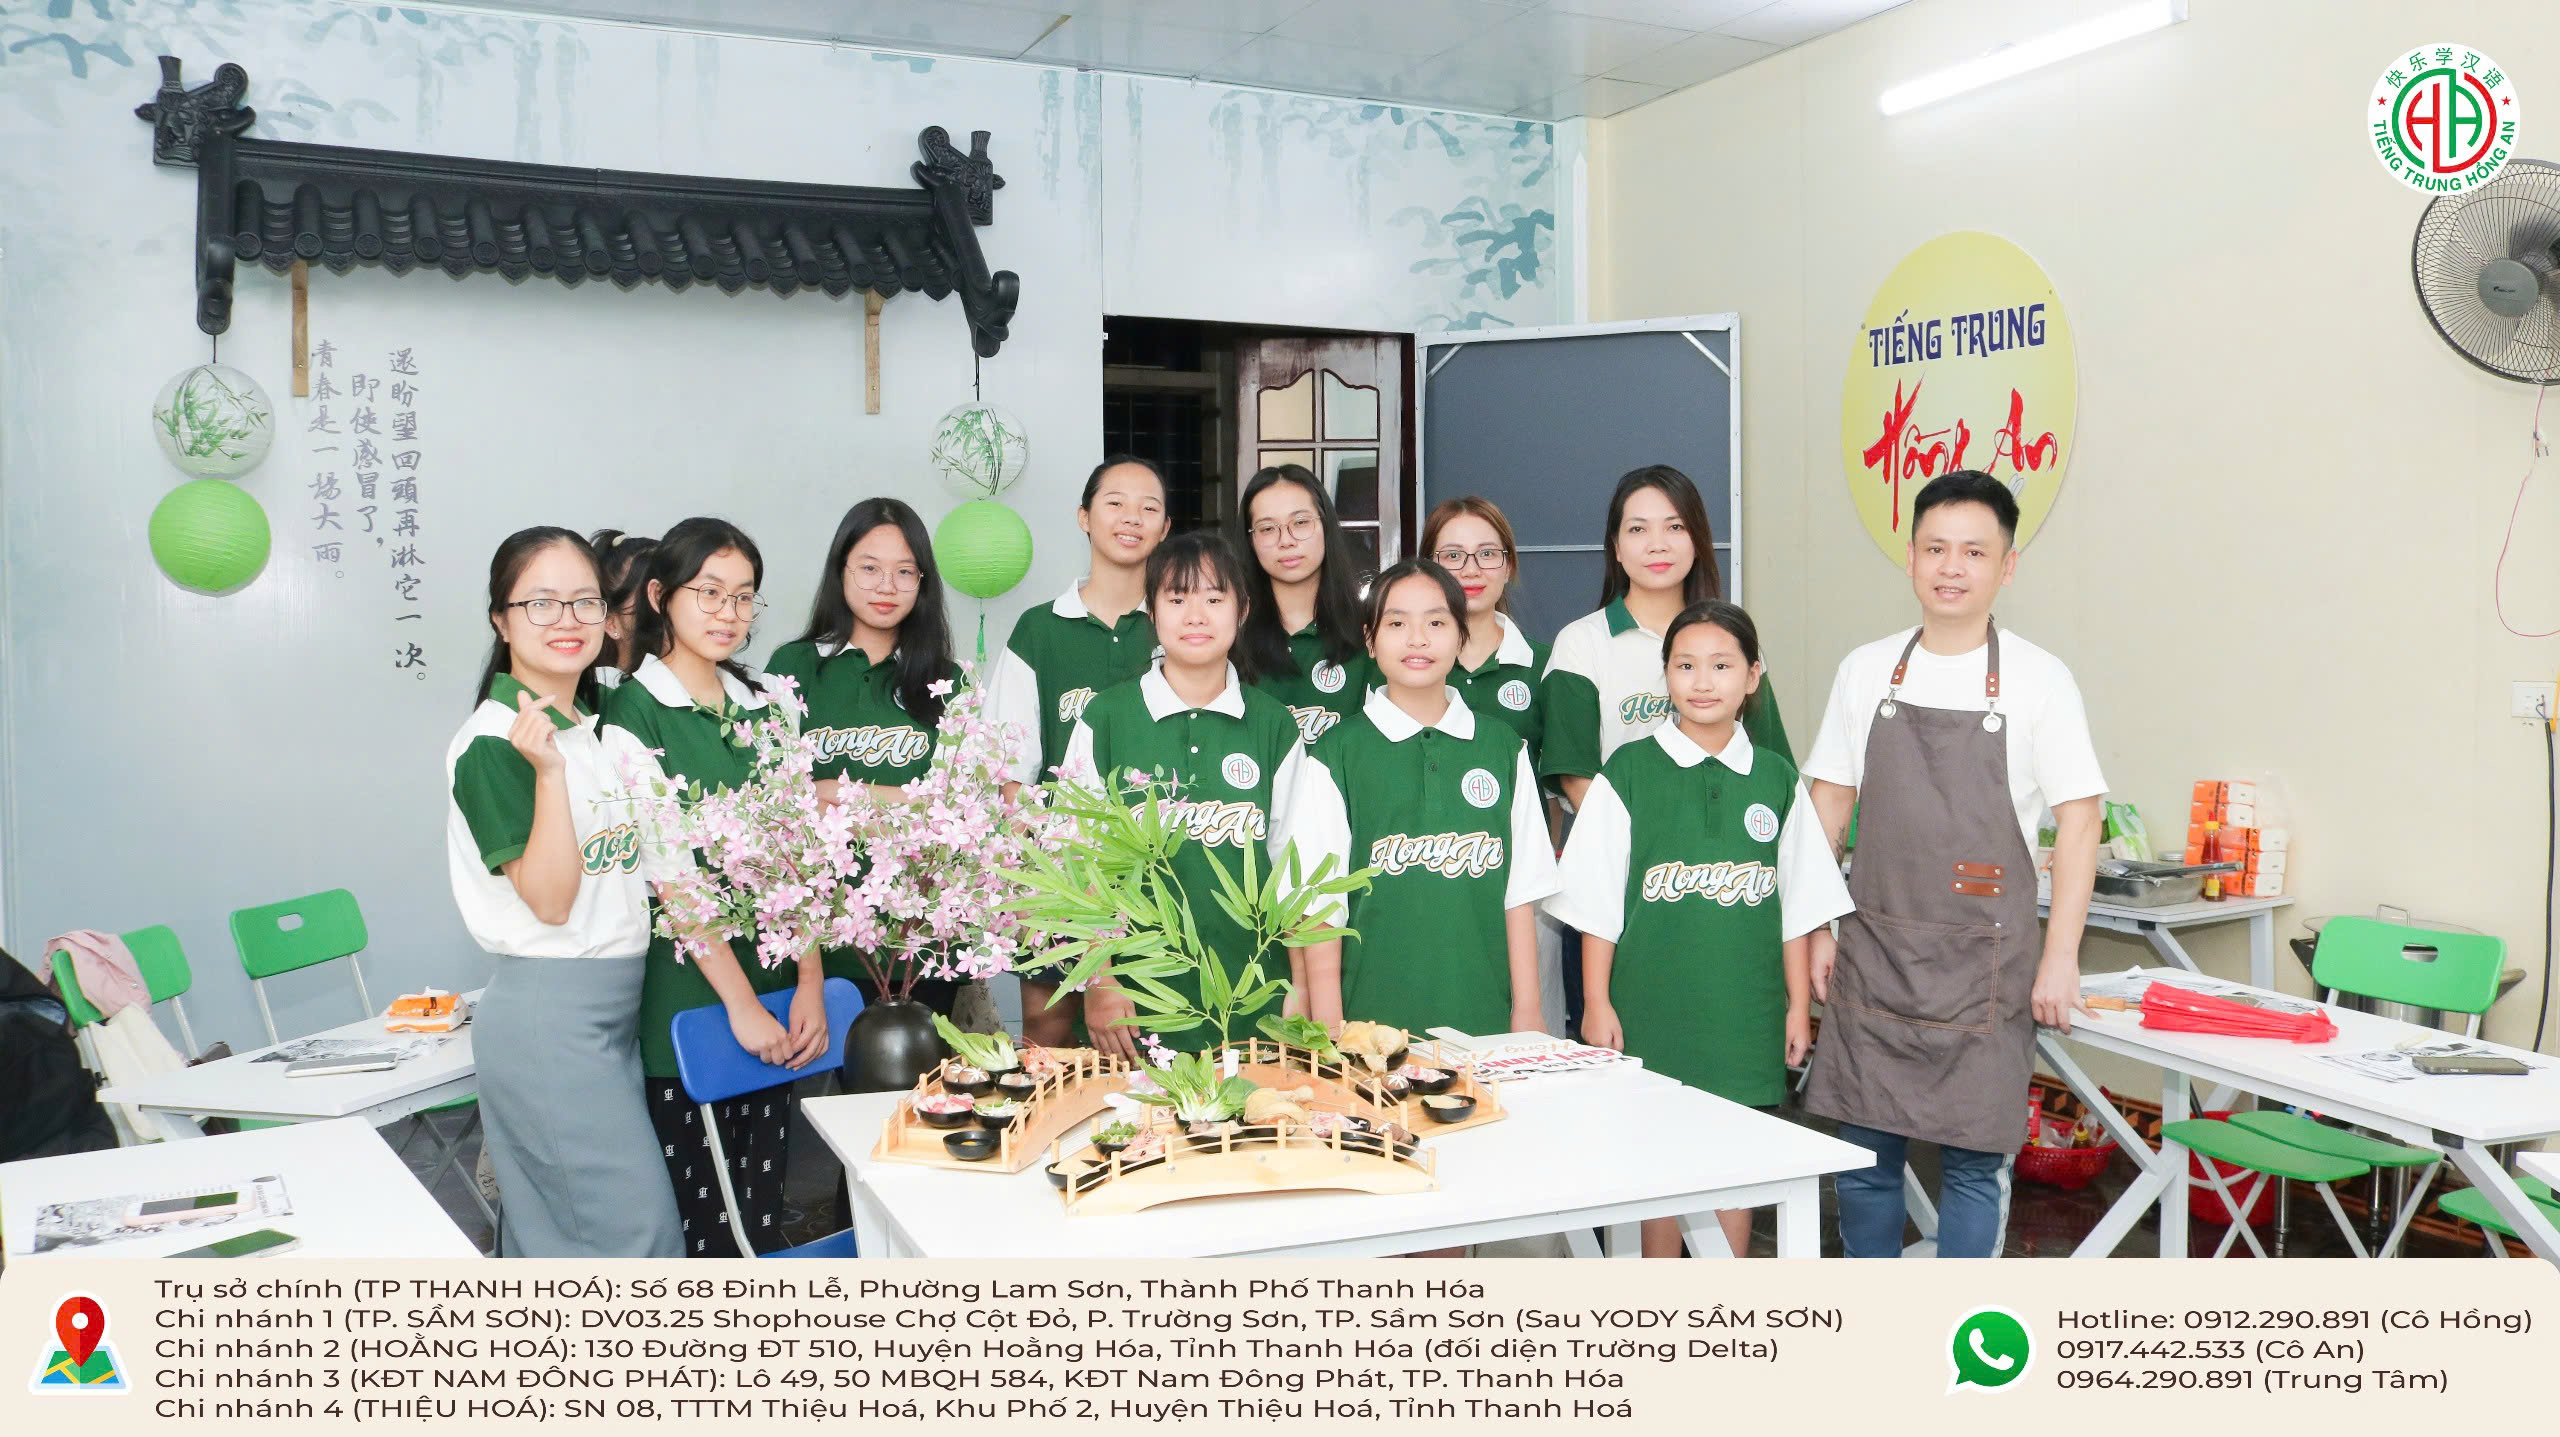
[2137,983,2337,1043]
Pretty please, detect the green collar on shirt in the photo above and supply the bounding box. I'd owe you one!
[1604,597,1642,636]
[487,672,584,729]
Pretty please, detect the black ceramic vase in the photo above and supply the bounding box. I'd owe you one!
[845,998,945,1092]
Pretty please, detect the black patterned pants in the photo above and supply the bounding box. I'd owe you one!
[643,1077,796,1257]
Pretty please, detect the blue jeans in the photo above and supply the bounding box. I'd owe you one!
[1833,1122,2014,1258]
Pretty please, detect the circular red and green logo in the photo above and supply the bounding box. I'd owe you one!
[2372,43,2520,193]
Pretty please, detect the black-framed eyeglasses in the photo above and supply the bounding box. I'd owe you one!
[682,584,762,618]
[506,597,609,626]
[1431,546,1508,572]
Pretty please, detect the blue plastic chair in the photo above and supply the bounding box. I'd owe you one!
[670,978,866,1259]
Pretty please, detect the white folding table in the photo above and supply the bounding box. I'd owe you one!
[2,1117,482,1260]
[2036,968,2560,1266]
[2042,895,2294,990]
[2519,1149,2559,1192]
[805,1064,1870,1259]
[96,999,480,1132]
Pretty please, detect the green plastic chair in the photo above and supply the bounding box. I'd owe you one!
[49,924,199,1056]
[2159,1117,2375,1257]
[2437,1175,2560,1255]
[229,889,495,1242]
[2228,918,2512,1256]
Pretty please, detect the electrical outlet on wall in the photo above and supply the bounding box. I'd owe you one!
[2513,681,2556,724]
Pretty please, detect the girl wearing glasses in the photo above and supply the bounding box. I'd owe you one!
[444,526,680,1257]
[1233,464,1371,746]
[986,456,1171,1046]
[763,497,1037,1016]
[1542,466,1792,812]
[1418,498,1547,767]
[607,517,824,1257]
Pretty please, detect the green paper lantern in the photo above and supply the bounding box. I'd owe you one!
[935,500,1032,599]
[149,479,272,593]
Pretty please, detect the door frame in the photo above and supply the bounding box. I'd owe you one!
[1412,313,1744,602]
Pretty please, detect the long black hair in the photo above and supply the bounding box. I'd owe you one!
[630,516,764,688]
[1363,558,1470,647]
[476,526,605,715]
[795,497,955,727]
[1662,599,1762,721]
[1231,463,1364,679]
[590,527,656,671]
[1598,464,1722,610]
[1145,530,1258,680]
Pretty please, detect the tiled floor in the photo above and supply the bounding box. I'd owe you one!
[404,1081,2489,1259]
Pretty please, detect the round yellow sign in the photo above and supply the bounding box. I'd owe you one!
[1839,231,2076,561]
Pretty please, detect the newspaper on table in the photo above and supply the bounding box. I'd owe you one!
[2317,1037,2549,1084]
[250,1034,444,1065]
[1419,1030,1638,1083]
[2079,968,2325,1016]
[31,1174,292,1253]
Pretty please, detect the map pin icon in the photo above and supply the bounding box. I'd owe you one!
[57,1296,103,1367]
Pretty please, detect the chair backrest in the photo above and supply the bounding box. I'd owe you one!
[50,925,195,1029]
[229,889,369,979]
[2312,916,2507,1018]
[671,978,865,1105]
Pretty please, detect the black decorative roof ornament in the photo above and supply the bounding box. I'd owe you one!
[137,56,1019,356]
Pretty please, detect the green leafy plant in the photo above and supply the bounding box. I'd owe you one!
[932,1012,1017,1072]
[1092,1119,1139,1145]
[1008,773,1374,1054]
[1257,1012,1339,1060]
[1127,1050,1258,1125]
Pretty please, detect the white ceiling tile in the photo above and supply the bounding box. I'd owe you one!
[1041,0,1323,32]
[1269,0,1535,58]
[1716,0,1910,48]
[1437,8,1695,86]
[1514,75,1669,120]
[1198,34,1419,98]
[463,0,1073,58]
[1392,50,1567,116]
[1603,28,1775,86]
[1546,0,1768,29]
[1025,18,1257,74]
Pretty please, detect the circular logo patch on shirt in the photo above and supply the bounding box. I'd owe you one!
[1460,767,1501,809]
[1744,802,1781,843]
[1498,679,1532,711]
[1222,753,1261,790]
[1312,660,1347,694]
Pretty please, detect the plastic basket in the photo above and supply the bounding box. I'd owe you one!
[2186,1109,2277,1226]
[2015,1110,2119,1190]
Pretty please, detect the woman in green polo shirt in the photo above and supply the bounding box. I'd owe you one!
[1061,531,1309,1059]
[1285,560,1558,1039]
[1232,464,1371,747]
[1419,497,1547,765]
[986,456,1170,1045]
[607,517,825,1258]
[445,525,679,1258]
[764,497,1035,1017]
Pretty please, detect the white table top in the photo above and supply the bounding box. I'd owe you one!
[2520,1150,2559,1191]
[2050,894,2293,926]
[2,1118,481,1260]
[97,993,481,1122]
[2057,968,2560,1146]
[806,1064,1870,1259]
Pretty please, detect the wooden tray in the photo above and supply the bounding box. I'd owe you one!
[1342,1042,1506,1137]
[1051,1120,1436,1216]
[871,1047,1131,1174]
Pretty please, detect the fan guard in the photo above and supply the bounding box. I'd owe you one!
[2413,157,2560,383]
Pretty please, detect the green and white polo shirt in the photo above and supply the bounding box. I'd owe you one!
[762,639,1037,789]
[1544,723,1851,1105]
[1251,622,1373,747]
[1286,688,1559,1038]
[1449,612,1548,768]
[986,580,1158,777]
[605,654,801,1076]
[1062,662,1309,1053]
[1540,598,1793,785]
[445,674,655,960]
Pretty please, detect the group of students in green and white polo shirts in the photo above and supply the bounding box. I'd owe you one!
[446,454,2087,1261]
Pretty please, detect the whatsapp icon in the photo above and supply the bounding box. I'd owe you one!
[1948,1308,2032,1392]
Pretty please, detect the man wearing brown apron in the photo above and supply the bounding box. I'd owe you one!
[1801,471,2106,1258]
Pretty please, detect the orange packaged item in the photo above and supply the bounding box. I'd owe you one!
[385,989,470,1033]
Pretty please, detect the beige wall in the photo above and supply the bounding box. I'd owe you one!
[1595,0,2560,1050]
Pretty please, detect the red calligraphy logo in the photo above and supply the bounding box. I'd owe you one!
[1859,377,1971,530]
[1987,388,2057,476]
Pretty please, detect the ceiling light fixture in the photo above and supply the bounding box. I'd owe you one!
[1878,0,2187,116]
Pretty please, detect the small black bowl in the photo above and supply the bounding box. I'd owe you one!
[974,1102,1022,1131]
[943,1129,1001,1162]
[1420,1092,1477,1124]
[982,1055,1024,1080]
[1045,1159,1084,1191]
[941,1065,995,1098]
[913,1100,975,1129]
[1404,1067,1458,1096]
[995,1072,1039,1101]
[1090,1134,1134,1161]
